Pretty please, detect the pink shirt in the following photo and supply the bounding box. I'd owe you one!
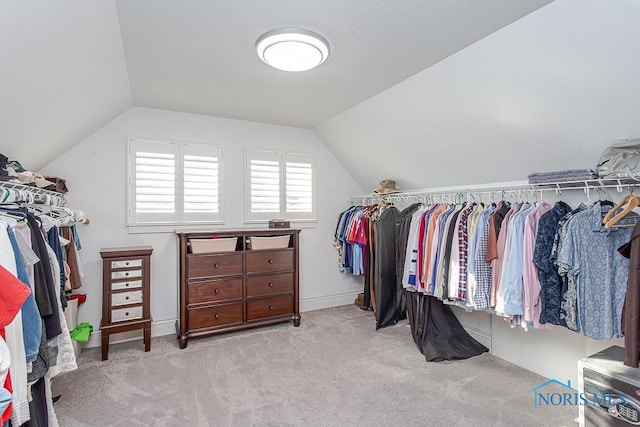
[522,203,552,326]
[491,206,518,308]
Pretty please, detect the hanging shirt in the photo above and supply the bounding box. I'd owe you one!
[618,221,640,367]
[448,204,475,300]
[556,203,633,340]
[491,203,521,309]
[427,204,456,294]
[522,202,552,327]
[0,225,31,426]
[500,203,535,316]
[402,206,429,289]
[553,204,588,331]
[470,204,496,310]
[421,205,447,290]
[434,205,463,299]
[485,201,510,264]
[532,201,572,325]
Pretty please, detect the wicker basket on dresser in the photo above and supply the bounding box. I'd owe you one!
[175,229,301,349]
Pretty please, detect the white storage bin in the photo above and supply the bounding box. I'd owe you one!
[250,235,290,250]
[190,237,237,254]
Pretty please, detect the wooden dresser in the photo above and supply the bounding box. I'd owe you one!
[176,229,300,348]
[99,246,153,360]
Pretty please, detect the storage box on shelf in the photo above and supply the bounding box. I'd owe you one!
[175,229,301,349]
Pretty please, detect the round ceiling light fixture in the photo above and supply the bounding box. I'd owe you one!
[256,28,329,72]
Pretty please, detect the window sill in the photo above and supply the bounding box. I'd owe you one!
[127,222,226,234]
[243,220,317,229]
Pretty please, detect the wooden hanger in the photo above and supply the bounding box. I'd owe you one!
[603,194,633,224]
[604,195,640,228]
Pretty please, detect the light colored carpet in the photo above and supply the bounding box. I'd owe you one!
[52,305,577,426]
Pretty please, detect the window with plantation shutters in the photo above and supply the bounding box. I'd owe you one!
[245,150,316,222]
[128,139,223,226]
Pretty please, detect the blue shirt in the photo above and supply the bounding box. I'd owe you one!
[502,204,536,315]
[532,201,572,325]
[556,203,633,339]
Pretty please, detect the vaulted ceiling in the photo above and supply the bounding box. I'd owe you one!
[0,0,553,170]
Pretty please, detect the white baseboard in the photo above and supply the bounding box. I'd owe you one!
[300,291,360,312]
[83,292,360,349]
[460,322,493,353]
[85,318,177,348]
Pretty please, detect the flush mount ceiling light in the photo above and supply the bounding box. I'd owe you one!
[256,28,329,72]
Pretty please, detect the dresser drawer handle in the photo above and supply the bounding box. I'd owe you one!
[125,261,130,266]
[268,282,274,288]
[215,313,220,320]
[125,296,130,300]
[268,259,273,264]
[125,311,129,316]
[269,305,274,311]
[125,272,129,276]
[125,283,130,287]
[214,263,220,269]
[214,289,220,295]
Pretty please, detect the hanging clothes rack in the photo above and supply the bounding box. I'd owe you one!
[0,181,67,206]
[347,178,640,205]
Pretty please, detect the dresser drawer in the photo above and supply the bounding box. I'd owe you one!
[111,290,143,307]
[111,279,143,291]
[246,250,293,274]
[187,253,243,279]
[246,272,294,297]
[188,303,243,330]
[188,278,242,305]
[112,306,143,322]
[111,269,143,280]
[247,295,293,321]
[111,259,143,269]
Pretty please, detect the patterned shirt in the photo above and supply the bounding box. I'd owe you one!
[456,204,477,301]
[552,204,588,330]
[556,203,633,340]
[471,205,496,309]
[532,201,572,325]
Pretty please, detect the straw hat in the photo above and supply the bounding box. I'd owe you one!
[373,179,402,195]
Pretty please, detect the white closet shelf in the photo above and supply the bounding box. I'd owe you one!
[0,180,67,206]
[348,177,640,205]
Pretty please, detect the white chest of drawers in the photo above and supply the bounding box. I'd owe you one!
[99,246,153,360]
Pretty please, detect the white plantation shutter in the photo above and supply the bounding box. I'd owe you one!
[284,153,314,220]
[250,159,280,213]
[128,139,223,225]
[182,144,222,222]
[135,152,175,213]
[245,150,315,222]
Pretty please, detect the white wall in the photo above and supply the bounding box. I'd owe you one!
[0,1,131,170]
[41,106,364,346]
[315,0,640,193]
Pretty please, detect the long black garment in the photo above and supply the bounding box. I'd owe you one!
[395,203,422,320]
[25,212,62,339]
[406,291,488,361]
[374,206,401,329]
[22,377,48,427]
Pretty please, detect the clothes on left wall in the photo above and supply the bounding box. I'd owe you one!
[0,206,82,426]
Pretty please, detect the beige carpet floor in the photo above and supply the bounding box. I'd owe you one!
[52,305,577,426]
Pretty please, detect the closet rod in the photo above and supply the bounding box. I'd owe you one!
[348,177,640,204]
[0,181,67,206]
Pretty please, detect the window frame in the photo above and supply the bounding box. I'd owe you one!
[244,149,317,224]
[127,138,224,229]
